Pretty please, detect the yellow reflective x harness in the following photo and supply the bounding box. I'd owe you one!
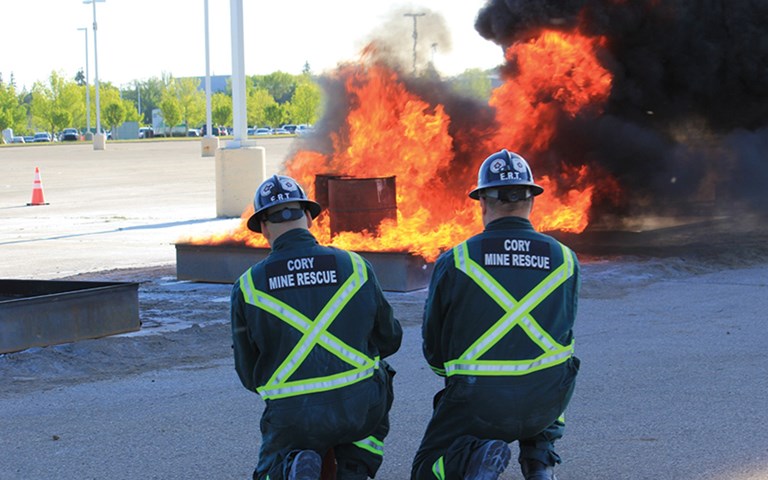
[239,251,379,400]
[443,241,575,377]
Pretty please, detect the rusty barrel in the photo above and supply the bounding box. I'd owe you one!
[328,176,397,236]
[314,174,348,211]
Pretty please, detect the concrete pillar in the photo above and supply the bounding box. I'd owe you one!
[215,145,266,217]
[201,136,219,157]
[93,132,106,151]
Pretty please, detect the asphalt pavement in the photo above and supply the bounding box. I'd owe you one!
[1,140,767,479]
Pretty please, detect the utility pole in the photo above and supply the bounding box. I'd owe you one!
[404,12,425,76]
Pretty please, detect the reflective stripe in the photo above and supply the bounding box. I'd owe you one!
[240,252,378,399]
[432,456,445,480]
[446,241,575,376]
[353,435,384,456]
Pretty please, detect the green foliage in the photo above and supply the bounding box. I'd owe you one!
[103,102,125,133]
[10,69,329,135]
[251,71,296,103]
[0,80,26,132]
[174,77,205,129]
[450,68,494,102]
[29,71,84,134]
[159,90,182,135]
[121,98,140,123]
[137,77,165,125]
[211,92,232,127]
[246,88,276,127]
[288,81,322,125]
[263,103,286,128]
[74,69,86,87]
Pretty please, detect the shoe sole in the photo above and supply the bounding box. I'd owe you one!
[289,450,322,480]
[465,440,511,480]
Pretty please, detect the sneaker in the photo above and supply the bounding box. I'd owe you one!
[521,459,558,480]
[288,450,322,480]
[464,439,511,480]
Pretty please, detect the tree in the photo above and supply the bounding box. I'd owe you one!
[451,68,494,102]
[103,102,126,137]
[252,71,296,103]
[0,80,26,133]
[174,77,205,131]
[159,90,181,136]
[132,77,165,125]
[288,80,322,125]
[246,88,276,127]
[29,71,83,134]
[211,92,232,128]
[75,69,86,87]
[97,86,127,136]
[263,103,286,128]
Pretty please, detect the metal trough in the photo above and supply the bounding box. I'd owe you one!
[175,243,434,292]
[0,280,140,354]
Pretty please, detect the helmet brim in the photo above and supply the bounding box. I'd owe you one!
[468,182,544,200]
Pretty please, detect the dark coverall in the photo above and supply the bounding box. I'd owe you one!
[411,216,581,480]
[231,228,403,480]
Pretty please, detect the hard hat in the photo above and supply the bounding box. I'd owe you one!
[246,174,322,232]
[468,149,544,200]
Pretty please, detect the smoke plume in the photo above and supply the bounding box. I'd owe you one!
[475,0,768,220]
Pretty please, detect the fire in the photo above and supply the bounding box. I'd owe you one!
[187,28,615,262]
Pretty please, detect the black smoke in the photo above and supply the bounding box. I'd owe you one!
[475,0,768,220]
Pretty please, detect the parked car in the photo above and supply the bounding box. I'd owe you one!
[254,127,271,135]
[60,128,79,141]
[23,135,35,143]
[296,124,314,136]
[138,127,154,139]
[11,136,25,144]
[200,125,225,136]
[271,127,290,135]
[281,124,297,133]
[187,128,200,137]
[33,132,52,142]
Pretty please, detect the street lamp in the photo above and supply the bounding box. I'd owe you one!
[77,27,91,140]
[83,0,105,150]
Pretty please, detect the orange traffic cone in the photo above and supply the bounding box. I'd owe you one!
[27,167,49,206]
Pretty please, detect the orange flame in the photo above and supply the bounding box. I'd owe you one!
[186,28,615,262]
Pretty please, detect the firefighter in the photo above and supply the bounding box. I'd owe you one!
[411,150,581,480]
[231,174,402,480]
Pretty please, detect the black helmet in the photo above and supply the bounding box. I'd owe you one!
[468,149,544,200]
[246,174,322,233]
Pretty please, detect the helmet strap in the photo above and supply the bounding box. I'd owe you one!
[481,187,531,202]
[264,207,306,224]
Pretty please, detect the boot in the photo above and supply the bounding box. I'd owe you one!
[288,450,322,480]
[521,459,558,480]
[463,439,511,480]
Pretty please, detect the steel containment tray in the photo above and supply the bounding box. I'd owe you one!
[175,243,433,292]
[0,279,140,354]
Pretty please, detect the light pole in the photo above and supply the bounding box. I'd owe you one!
[77,27,91,140]
[84,0,105,150]
[229,0,247,145]
[201,0,218,156]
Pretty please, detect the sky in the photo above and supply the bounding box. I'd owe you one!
[1,0,504,91]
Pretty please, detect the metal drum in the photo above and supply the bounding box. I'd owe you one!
[314,174,348,211]
[328,176,397,236]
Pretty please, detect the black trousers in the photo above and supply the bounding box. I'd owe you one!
[411,358,579,480]
[253,363,395,480]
